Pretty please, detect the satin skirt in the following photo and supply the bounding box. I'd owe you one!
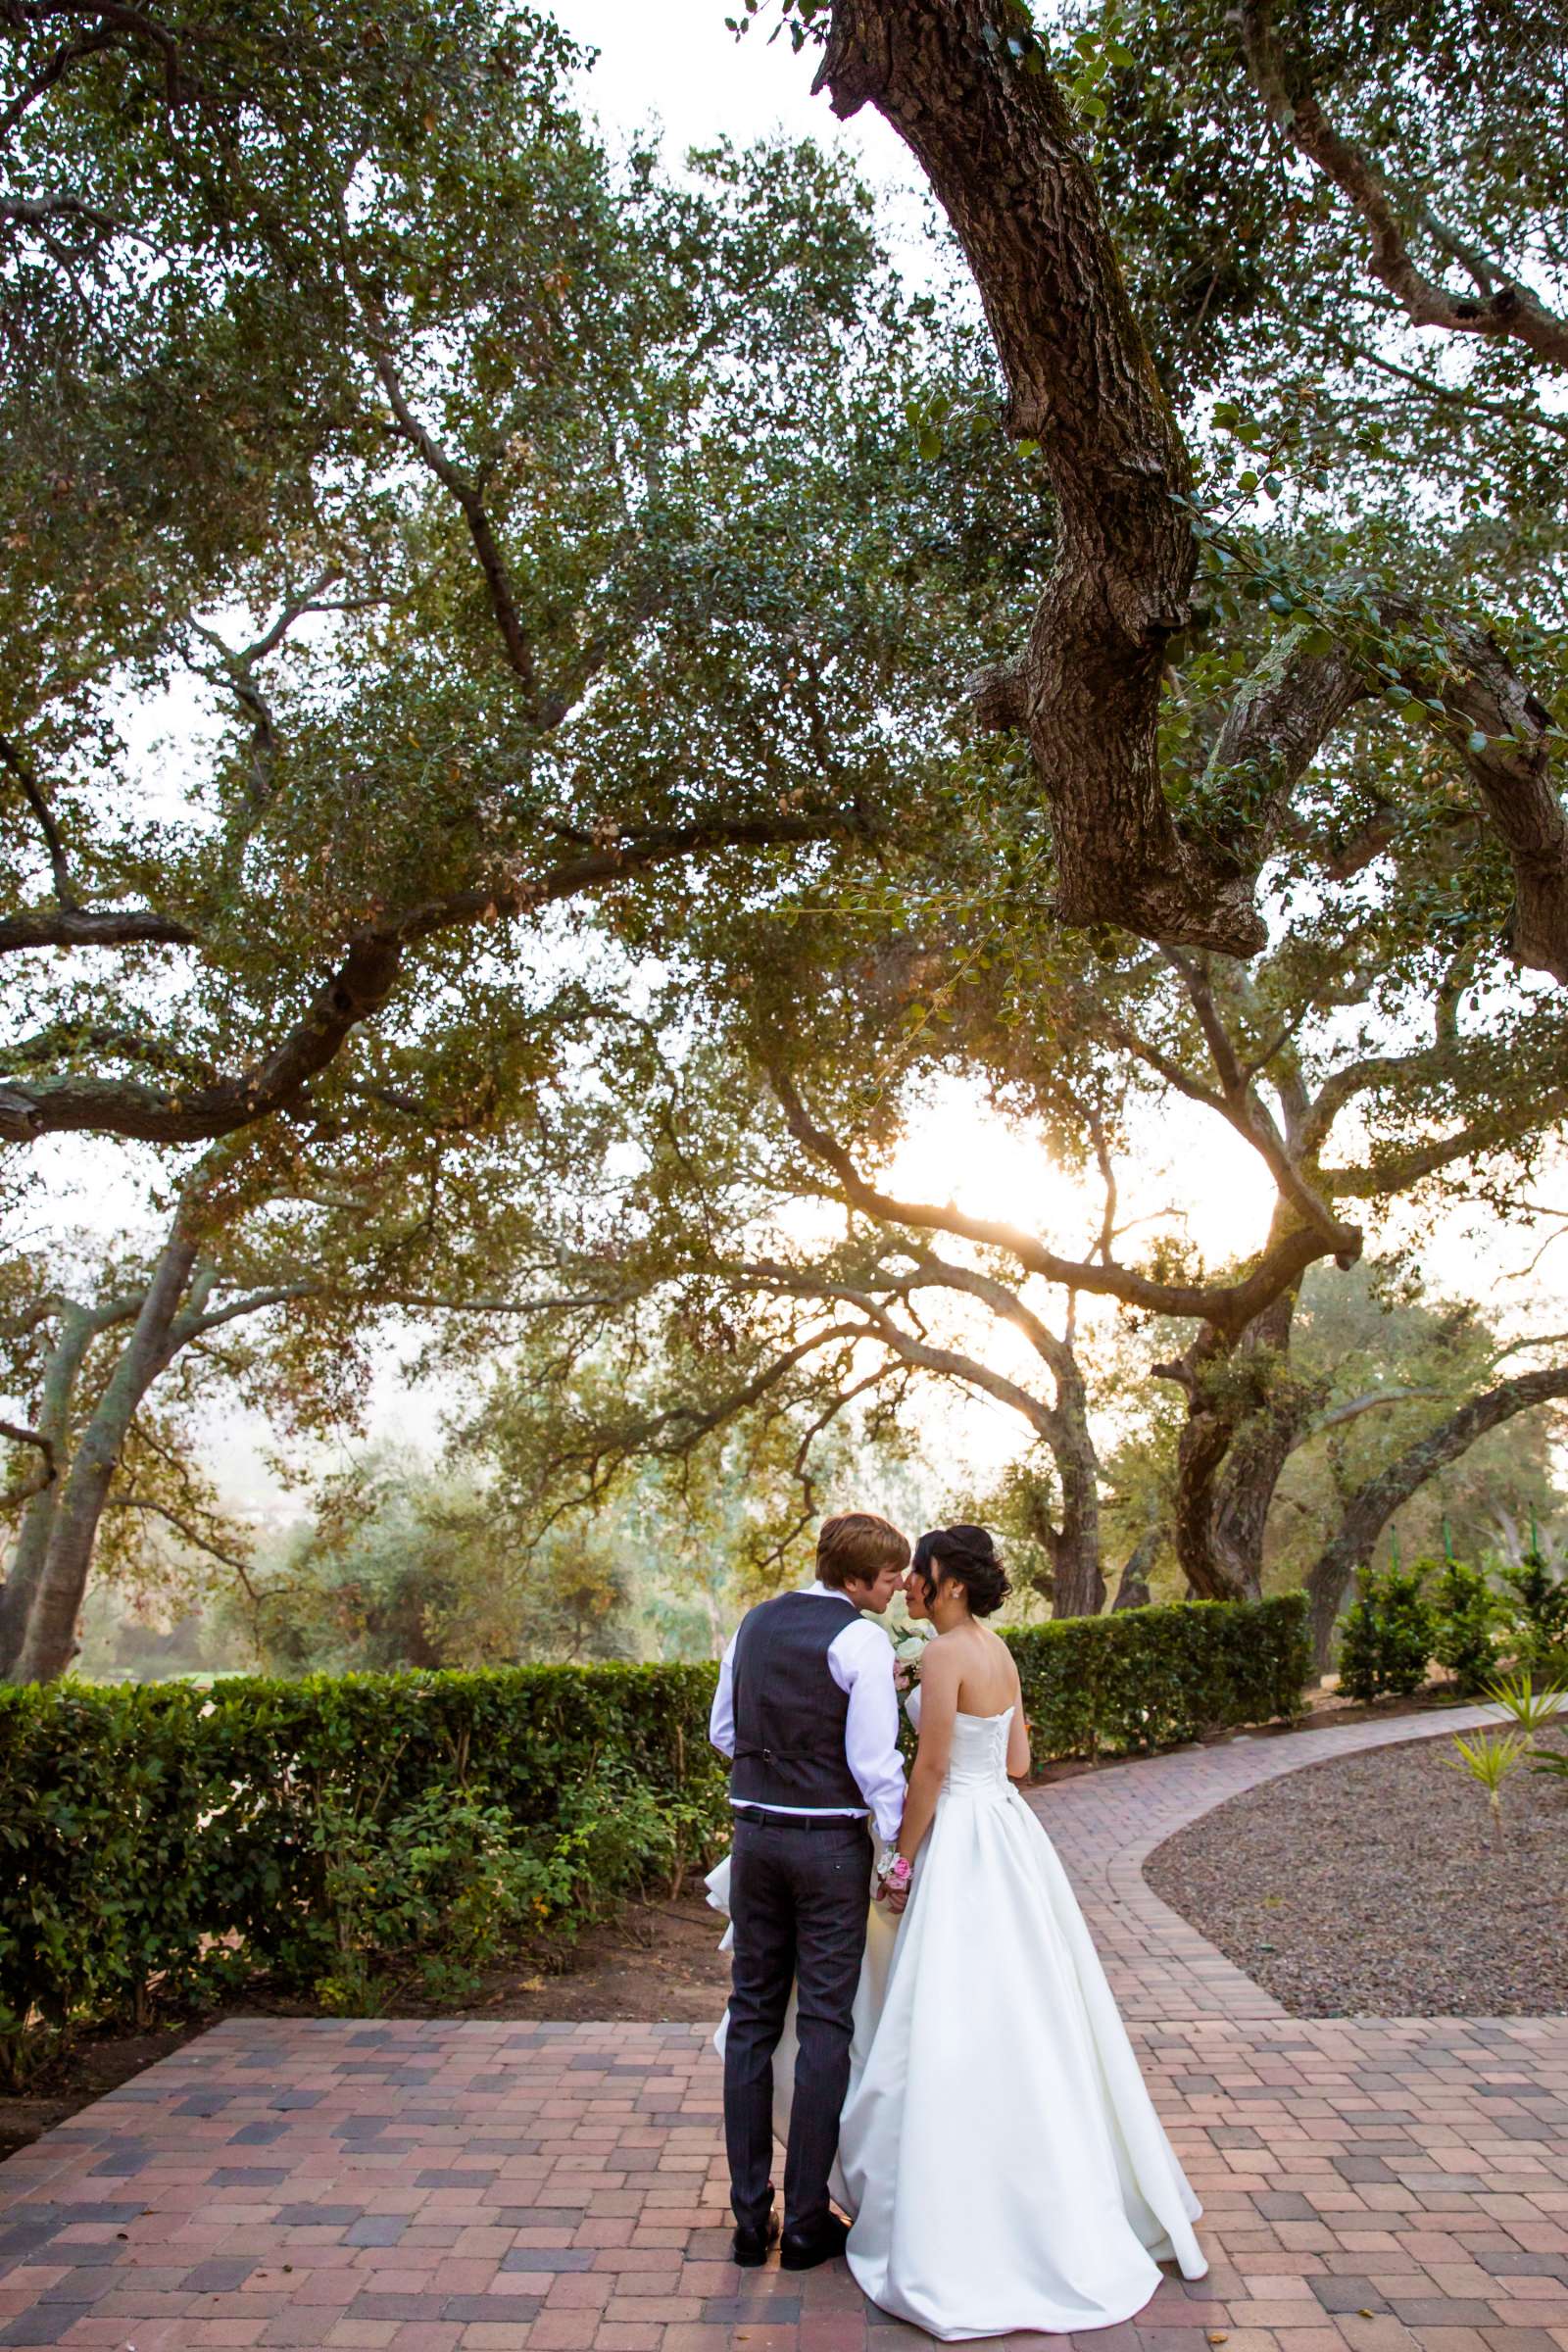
[836,1770,1207,2340]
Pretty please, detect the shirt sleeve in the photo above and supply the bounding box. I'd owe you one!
[826,1618,906,1844]
[710,1631,738,1759]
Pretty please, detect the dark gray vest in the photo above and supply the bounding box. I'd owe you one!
[729,1590,865,1809]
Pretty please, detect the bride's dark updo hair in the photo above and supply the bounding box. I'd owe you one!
[910,1524,1011,1618]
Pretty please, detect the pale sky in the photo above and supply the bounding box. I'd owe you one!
[549,2,903,172]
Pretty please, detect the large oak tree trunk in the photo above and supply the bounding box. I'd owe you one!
[1048,1332,1105,1617]
[4,1230,199,1684]
[0,1304,97,1678]
[1161,1204,1319,1601]
[1303,1362,1568,1669]
[1111,1525,1158,1610]
[1050,1499,1104,1619]
[1205,1287,1317,1584]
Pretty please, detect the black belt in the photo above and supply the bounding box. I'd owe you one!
[731,1805,869,1831]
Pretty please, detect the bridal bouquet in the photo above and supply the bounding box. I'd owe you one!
[892,1624,932,1692]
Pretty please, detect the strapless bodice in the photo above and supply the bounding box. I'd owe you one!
[944,1705,1014,1794]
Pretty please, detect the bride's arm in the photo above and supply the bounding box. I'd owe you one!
[1006,1662,1031,1781]
[893,1639,960,1873]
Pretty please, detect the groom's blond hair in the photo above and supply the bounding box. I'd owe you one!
[816,1511,910,1592]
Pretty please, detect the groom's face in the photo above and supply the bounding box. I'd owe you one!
[850,1558,906,1615]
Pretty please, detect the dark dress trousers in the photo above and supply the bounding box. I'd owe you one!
[723,1591,874,2238]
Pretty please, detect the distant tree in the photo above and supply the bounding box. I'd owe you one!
[237,1451,644,1673]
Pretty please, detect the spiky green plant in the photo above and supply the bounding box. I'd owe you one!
[1446,1730,1530,1846]
[1483,1671,1567,1737]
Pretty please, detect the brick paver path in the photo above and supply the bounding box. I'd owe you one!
[3,1704,1565,2352]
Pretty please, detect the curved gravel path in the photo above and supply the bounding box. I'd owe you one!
[1144,1723,1568,2017]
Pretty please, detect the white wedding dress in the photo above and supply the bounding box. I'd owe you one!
[709,1694,1206,2341]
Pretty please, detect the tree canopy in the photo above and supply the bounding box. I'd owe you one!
[6,0,1568,1677]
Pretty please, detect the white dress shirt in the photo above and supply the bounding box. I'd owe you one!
[709,1580,906,1845]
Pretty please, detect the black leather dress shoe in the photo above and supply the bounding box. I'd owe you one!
[780,2213,851,2271]
[731,2210,780,2267]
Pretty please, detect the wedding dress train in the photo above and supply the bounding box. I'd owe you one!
[709,1698,1206,2340]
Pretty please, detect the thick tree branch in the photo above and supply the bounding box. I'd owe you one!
[1240,0,1568,371]
[1187,619,1366,874]
[766,1062,1358,1335]
[0,731,198,953]
[1438,620,1568,983]
[172,1282,317,1344]
[1305,1362,1568,1650]
[0,811,842,1146]
[1201,595,1568,986]
[0,905,198,955]
[815,0,1260,955]
[1291,1385,1443,1449]
[0,1419,57,1501]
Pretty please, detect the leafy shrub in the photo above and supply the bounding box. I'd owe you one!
[1498,1548,1568,1680]
[0,1597,1310,2077]
[1429,1558,1503,1695]
[1338,1564,1434,1702]
[310,1787,565,2013]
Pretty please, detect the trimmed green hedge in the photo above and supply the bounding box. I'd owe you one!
[0,1663,726,2078]
[1004,1593,1310,1767]
[0,1596,1308,2072]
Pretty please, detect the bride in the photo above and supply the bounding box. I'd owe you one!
[710,1524,1207,2342]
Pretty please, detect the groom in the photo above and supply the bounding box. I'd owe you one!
[709,1511,909,2270]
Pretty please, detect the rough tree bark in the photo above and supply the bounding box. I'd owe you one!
[1303,1362,1568,1667]
[813,0,1261,955]
[1157,1223,1319,1603]
[1045,1342,1104,1618]
[1111,1525,1157,1610]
